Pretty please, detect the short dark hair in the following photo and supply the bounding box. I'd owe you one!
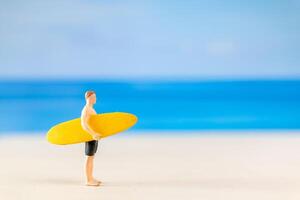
[85,90,95,99]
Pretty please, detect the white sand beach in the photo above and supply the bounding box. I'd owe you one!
[1,131,300,200]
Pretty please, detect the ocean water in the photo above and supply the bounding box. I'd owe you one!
[0,79,300,133]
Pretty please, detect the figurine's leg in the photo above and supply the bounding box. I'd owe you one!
[86,155,93,181]
[85,155,99,185]
[85,141,100,186]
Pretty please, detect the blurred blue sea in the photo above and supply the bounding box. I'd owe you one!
[0,79,300,133]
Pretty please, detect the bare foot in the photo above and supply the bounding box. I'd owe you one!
[86,180,100,187]
[94,179,102,184]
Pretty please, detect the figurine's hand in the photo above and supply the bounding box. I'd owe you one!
[92,133,101,140]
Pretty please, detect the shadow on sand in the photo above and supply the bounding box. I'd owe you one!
[30,177,294,190]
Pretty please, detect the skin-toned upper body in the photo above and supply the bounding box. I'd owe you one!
[81,92,101,140]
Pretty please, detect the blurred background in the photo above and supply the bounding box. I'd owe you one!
[0,0,299,133]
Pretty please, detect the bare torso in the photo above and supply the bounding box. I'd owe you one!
[81,105,97,130]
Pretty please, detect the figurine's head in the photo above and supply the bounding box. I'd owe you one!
[85,90,96,105]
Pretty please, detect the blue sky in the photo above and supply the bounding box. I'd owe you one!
[0,0,299,79]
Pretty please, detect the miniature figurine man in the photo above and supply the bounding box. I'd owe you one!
[81,90,102,186]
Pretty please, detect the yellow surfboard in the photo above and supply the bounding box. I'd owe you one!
[47,112,138,145]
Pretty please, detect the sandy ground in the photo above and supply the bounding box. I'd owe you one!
[1,132,300,200]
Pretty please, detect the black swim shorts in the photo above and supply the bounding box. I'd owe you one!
[85,140,98,156]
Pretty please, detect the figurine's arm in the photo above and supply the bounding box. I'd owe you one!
[81,114,101,140]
